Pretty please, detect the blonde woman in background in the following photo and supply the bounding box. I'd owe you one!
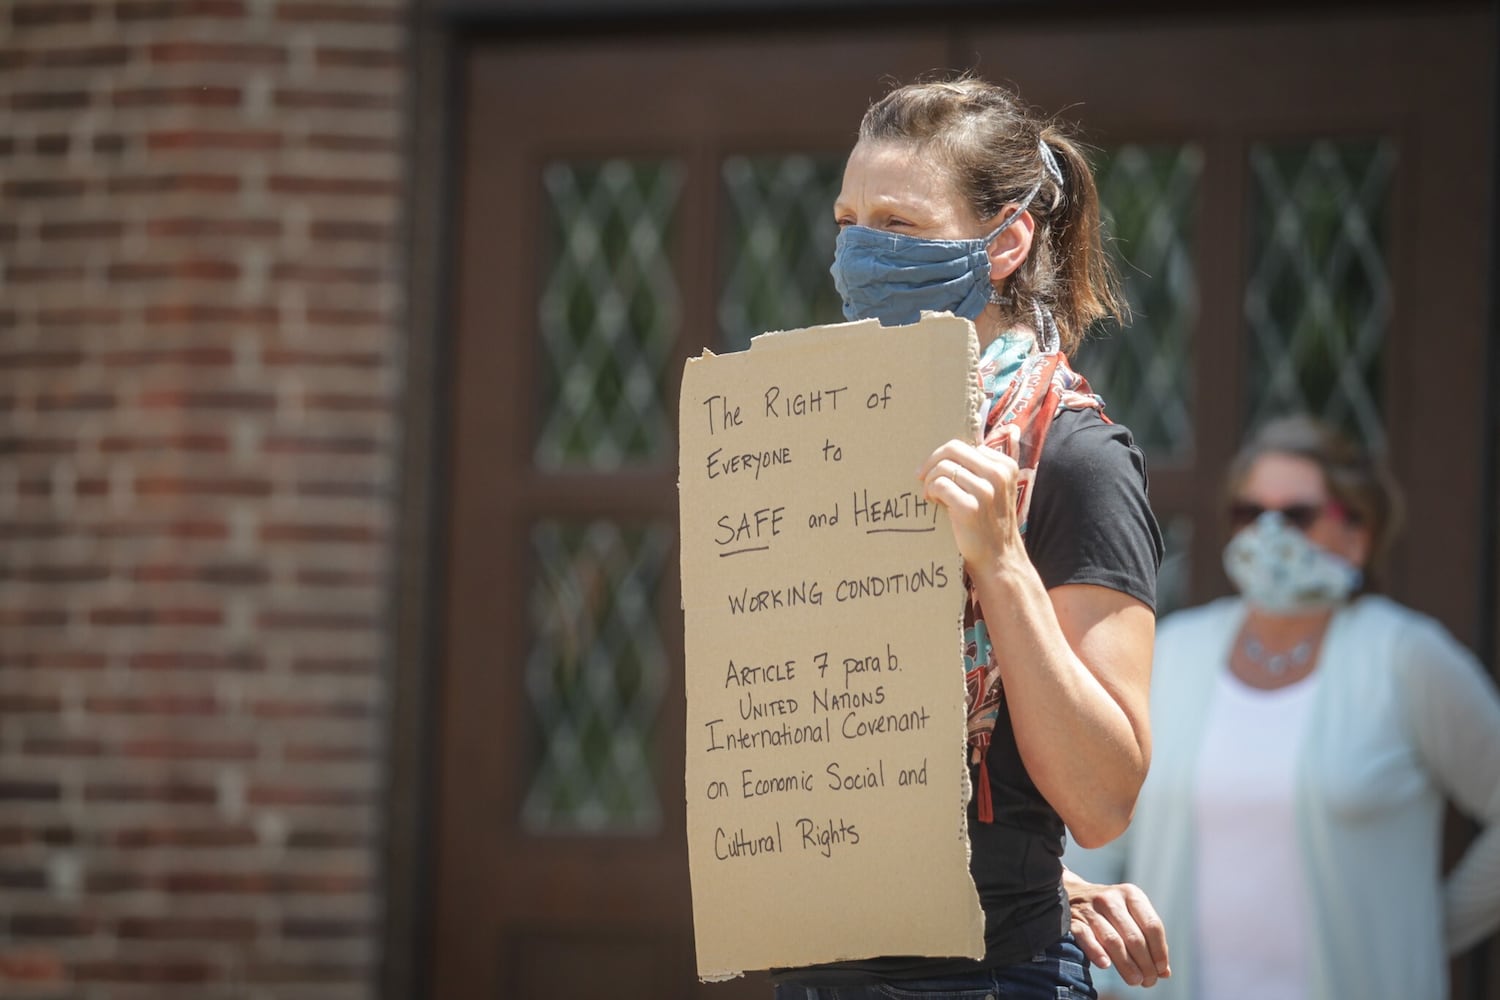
[1067,415,1500,1000]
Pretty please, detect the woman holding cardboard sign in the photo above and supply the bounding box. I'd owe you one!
[772,76,1168,998]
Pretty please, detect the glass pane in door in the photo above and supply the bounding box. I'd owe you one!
[535,159,684,469]
[1078,142,1204,462]
[1244,139,1395,450]
[718,153,846,352]
[522,519,673,834]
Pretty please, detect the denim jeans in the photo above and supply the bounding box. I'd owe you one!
[773,934,1097,1000]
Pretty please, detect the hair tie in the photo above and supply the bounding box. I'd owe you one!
[1038,139,1064,185]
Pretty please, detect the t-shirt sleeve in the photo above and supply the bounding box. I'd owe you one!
[1023,408,1163,611]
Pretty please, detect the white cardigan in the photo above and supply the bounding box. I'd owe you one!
[1068,595,1500,1000]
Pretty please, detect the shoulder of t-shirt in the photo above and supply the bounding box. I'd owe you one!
[1039,407,1148,482]
[1024,407,1163,608]
[1029,407,1152,522]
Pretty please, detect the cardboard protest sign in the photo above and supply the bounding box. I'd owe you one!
[679,314,986,980]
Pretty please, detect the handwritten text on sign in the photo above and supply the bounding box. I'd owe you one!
[679,315,985,980]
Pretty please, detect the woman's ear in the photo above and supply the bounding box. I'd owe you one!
[987,207,1035,283]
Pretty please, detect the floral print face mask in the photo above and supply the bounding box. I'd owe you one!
[1222,511,1363,614]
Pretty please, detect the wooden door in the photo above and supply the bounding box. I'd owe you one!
[433,30,949,1000]
[428,10,1495,999]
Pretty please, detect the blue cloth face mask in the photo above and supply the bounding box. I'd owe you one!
[829,138,1064,328]
[830,222,1007,327]
[1222,511,1363,614]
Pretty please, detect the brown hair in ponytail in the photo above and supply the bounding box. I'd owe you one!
[857,75,1127,353]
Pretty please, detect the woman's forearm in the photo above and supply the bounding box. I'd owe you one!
[1445,822,1500,953]
[973,561,1153,847]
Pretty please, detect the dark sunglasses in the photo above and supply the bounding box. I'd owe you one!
[1227,499,1350,532]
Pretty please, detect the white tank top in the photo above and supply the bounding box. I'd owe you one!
[1192,670,1319,1000]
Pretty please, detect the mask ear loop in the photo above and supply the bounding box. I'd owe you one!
[983,138,1066,354]
[982,179,1043,247]
[983,138,1065,244]
[982,183,1039,309]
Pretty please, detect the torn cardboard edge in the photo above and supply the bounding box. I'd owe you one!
[679,312,986,981]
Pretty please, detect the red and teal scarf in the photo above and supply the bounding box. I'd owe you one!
[964,338,1107,823]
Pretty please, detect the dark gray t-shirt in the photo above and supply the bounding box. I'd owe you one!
[776,407,1163,985]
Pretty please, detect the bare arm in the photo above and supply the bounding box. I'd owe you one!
[920,438,1153,846]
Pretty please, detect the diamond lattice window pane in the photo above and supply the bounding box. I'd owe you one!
[1244,139,1395,451]
[1078,143,1203,460]
[536,160,684,469]
[523,519,672,834]
[718,154,846,352]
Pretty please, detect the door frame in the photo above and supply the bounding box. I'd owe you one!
[387,4,1500,999]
